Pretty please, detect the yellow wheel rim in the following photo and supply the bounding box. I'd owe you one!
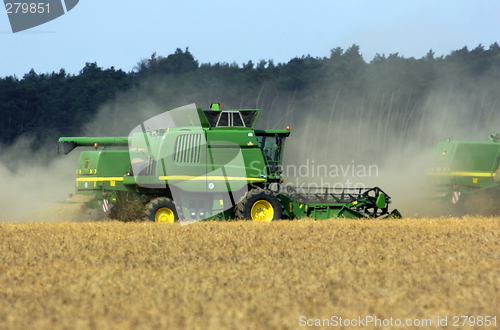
[250,200,274,221]
[155,207,175,223]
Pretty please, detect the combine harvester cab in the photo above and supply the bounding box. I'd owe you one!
[58,104,400,222]
[427,133,500,213]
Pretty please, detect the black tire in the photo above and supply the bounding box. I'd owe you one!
[144,197,179,223]
[235,189,283,221]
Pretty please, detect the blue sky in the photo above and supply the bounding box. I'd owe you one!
[1,0,499,78]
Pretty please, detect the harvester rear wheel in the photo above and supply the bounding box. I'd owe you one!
[144,197,179,223]
[236,189,282,221]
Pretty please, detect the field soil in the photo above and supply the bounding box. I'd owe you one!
[0,218,499,329]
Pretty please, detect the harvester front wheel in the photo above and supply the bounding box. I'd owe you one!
[144,197,179,223]
[236,189,282,221]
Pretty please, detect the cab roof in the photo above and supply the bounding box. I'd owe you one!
[198,109,260,129]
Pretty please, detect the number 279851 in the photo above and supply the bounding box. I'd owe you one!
[6,3,50,14]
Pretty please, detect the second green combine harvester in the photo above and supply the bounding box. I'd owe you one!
[427,133,500,214]
[58,105,400,222]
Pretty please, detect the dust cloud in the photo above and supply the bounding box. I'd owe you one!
[0,137,87,222]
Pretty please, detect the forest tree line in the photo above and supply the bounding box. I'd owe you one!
[2,44,500,164]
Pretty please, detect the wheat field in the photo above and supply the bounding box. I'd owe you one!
[0,217,499,329]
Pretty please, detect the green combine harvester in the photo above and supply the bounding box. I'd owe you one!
[427,133,500,214]
[58,104,400,222]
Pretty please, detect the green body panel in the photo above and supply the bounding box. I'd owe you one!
[205,129,264,192]
[427,138,500,200]
[128,126,270,193]
[76,150,132,204]
[376,193,386,209]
